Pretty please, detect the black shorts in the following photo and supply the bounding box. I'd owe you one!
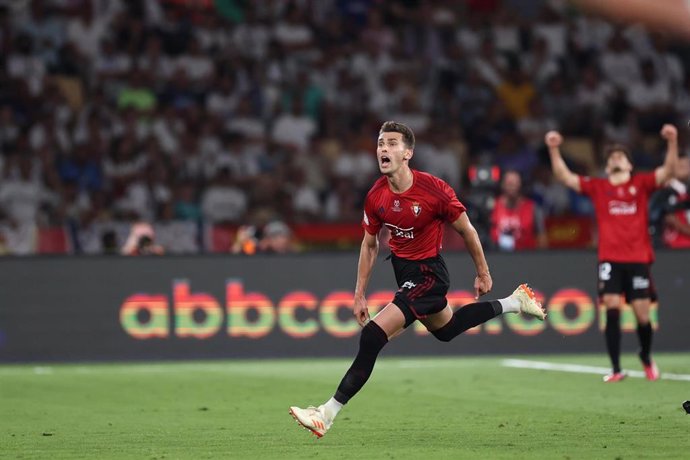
[390,254,450,328]
[597,261,652,302]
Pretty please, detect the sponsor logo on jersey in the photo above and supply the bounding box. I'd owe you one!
[608,200,637,215]
[401,281,417,289]
[411,202,421,217]
[392,200,402,212]
[384,223,414,239]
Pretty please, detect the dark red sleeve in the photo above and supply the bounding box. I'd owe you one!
[437,179,466,223]
[362,193,382,235]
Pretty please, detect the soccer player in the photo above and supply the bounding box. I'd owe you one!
[544,125,678,382]
[289,121,545,438]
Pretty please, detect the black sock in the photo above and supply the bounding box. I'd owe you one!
[334,321,388,404]
[637,322,653,365]
[605,309,622,373]
[431,301,502,342]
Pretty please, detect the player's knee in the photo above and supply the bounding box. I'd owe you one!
[359,321,389,350]
[431,327,455,342]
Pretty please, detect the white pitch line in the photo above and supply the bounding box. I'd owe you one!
[502,359,690,382]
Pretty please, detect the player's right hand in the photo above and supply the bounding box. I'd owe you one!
[353,295,370,326]
[544,131,563,148]
[474,272,493,299]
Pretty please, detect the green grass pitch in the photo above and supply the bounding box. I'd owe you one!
[2,353,689,459]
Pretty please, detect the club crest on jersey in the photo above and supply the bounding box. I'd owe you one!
[392,200,402,212]
[411,202,422,216]
[629,186,637,196]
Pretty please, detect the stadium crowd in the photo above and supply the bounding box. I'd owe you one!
[1,0,689,254]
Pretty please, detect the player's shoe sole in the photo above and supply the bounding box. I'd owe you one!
[603,372,627,383]
[512,284,546,320]
[289,406,331,438]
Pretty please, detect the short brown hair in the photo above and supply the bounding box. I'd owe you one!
[604,143,633,165]
[379,121,415,149]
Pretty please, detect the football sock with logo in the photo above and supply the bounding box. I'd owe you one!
[431,301,502,342]
[333,321,388,405]
[605,309,622,373]
[636,322,653,365]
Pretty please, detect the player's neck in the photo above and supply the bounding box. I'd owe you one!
[386,166,414,194]
[608,171,631,186]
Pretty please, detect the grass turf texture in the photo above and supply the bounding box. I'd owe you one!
[2,353,688,459]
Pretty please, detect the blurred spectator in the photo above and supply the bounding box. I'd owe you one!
[232,220,297,254]
[259,220,297,253]
[121,222,164,255]
[271,99,317,152]
[490,170,547,250]
[66,1,108,60]
[173,181,201,222]
[200,167,247,223]
[494,131,539,180]
[290,168,321,222]
[626,59,673,133]
[649,155,690,248]
[496,67,536,120]
[0,154,58,226]
[599,31,640,91]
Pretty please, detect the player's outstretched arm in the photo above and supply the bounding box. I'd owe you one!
[451,213,492,299]
[545,131,581,192]
[353,231,379,326]
[656,124,679,185]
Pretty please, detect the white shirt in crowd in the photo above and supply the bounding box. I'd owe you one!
[271,113,316,152]
[627,79,672,110]
[201,185,247,222]
[292,184,321,216]
[0,179,56,224]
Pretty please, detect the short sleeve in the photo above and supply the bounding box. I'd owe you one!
[578,176,595,197]
[362,195,382,235]
[437,179,466,223]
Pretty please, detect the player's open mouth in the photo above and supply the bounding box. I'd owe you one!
[380,156,391,166]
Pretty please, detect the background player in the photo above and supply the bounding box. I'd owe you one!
[545,125,678,382]
[289,121,545,438]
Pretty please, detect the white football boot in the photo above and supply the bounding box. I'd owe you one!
[289,405,332,438]
[511,284,547,320]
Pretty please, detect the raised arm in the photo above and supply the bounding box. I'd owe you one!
[545,131,581,192]
[655,124,679,185]
[451,212,492,299]
[353,231,379,326]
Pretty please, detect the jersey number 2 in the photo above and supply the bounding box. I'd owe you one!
[599,263,612,281]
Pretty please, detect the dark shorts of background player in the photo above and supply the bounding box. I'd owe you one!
[390,254,450,328]
[598,261,653,302]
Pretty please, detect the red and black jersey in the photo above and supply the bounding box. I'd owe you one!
[579,172,658,263]
[362,169,466,260]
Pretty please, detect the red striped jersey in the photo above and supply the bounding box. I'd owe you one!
[362,169,466,260]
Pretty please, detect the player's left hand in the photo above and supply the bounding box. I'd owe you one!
[661,124,678,141]
[474,272,492,299]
